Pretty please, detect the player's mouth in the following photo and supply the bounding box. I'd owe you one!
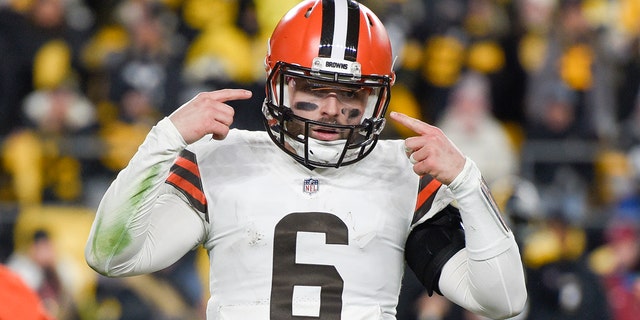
[310,127,342,141]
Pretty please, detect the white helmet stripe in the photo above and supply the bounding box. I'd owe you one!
[319,0,360,61]
[331,0,348,60]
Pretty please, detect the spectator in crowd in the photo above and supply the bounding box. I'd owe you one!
[0,0,94,136]
[522,207,612,320]
[523,0,617,143]
[590,212,640,320]
[437,71,519,185]
[7,229,79,319]
[107,0,186,118]
[618,86,640,152]
[2,83,97,205]
[524,80,594,224]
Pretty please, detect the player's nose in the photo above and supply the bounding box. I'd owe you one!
[319,94,342,117]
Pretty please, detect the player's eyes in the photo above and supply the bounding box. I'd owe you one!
[336,89,365,101]
[342,108,362,119]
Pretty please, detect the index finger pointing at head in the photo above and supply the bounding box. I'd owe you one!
[209,88,253,103]
[389,111,432,135]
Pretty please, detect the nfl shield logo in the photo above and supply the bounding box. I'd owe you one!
[303,178,319,194]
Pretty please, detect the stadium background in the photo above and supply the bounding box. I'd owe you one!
[1,0,639,319]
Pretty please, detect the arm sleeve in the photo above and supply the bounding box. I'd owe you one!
[85,118,207,277]
[404,205,465,296]
[438,158,527,319]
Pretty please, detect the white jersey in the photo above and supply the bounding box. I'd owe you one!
[169,124,452,319]
[86,118,527,320]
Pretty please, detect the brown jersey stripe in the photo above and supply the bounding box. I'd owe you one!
[166,173,206,207]
[412,176,442,224]
[165,150,208,221]
[178,148,197,163]
[174,155,200,178]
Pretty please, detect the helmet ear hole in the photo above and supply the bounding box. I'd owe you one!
[304,6,314,18]
[365,13,374,26]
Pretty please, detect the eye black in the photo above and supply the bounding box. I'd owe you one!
[294,101,319,111]
[342,108,362,119]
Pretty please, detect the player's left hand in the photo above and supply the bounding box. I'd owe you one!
[389,111,466,185]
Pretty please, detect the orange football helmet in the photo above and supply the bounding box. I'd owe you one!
[262,0,396,168]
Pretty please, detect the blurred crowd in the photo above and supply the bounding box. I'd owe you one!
[0,0,639,319]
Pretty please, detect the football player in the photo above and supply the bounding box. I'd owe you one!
[85,0,527,319]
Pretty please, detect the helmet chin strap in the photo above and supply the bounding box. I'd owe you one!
[288,135,352,165]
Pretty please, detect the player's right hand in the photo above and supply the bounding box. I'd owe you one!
[168,89,253,144]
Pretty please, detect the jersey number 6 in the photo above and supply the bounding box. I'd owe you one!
[270,212,349,319]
